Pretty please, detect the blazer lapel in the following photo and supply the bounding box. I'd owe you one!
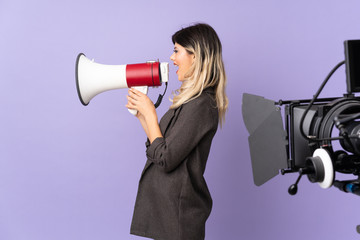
[159,108,177,136]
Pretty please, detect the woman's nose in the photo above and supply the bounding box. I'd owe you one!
[170,52,175,61]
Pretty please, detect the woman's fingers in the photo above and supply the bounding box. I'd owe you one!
[128,88,150,105]
[129,87,143,95]
[126,88,155,117]
[127,89,137,100]
[127,89,143,104]
[128,88,141,97]
[126,95,137,107]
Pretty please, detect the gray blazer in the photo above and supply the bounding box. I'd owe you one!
[130,88,219,240]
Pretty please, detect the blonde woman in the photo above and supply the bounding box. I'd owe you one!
[126,23,228,240]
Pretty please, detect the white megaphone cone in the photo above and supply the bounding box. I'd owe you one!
[75,53,169,115]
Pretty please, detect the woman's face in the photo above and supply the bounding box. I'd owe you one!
[170,43,194,81]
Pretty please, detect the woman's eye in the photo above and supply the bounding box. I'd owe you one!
[173,50,178,53]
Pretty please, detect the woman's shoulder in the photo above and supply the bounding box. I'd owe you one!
[180,88,218,119]
[185,87,216,108]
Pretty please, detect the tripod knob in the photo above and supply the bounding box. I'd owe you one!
[288,184,298,195]
[287,171,304,195]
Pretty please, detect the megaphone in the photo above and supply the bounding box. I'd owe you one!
[75,53,169,115]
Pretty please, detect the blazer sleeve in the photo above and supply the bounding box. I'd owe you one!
[145,96,218,172]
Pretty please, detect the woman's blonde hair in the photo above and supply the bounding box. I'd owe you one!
[170,23,228,126]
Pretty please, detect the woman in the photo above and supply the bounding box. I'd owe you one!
[126,23,228,240]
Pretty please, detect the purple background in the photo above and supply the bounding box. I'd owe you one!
[1,0,360,239]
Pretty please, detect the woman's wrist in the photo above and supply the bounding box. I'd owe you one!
[147,119,162,143]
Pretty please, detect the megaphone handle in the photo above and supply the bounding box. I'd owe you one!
[128,86,149,115]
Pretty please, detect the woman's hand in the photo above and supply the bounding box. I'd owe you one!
[126,88,163,143]
[126,88,156,120]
